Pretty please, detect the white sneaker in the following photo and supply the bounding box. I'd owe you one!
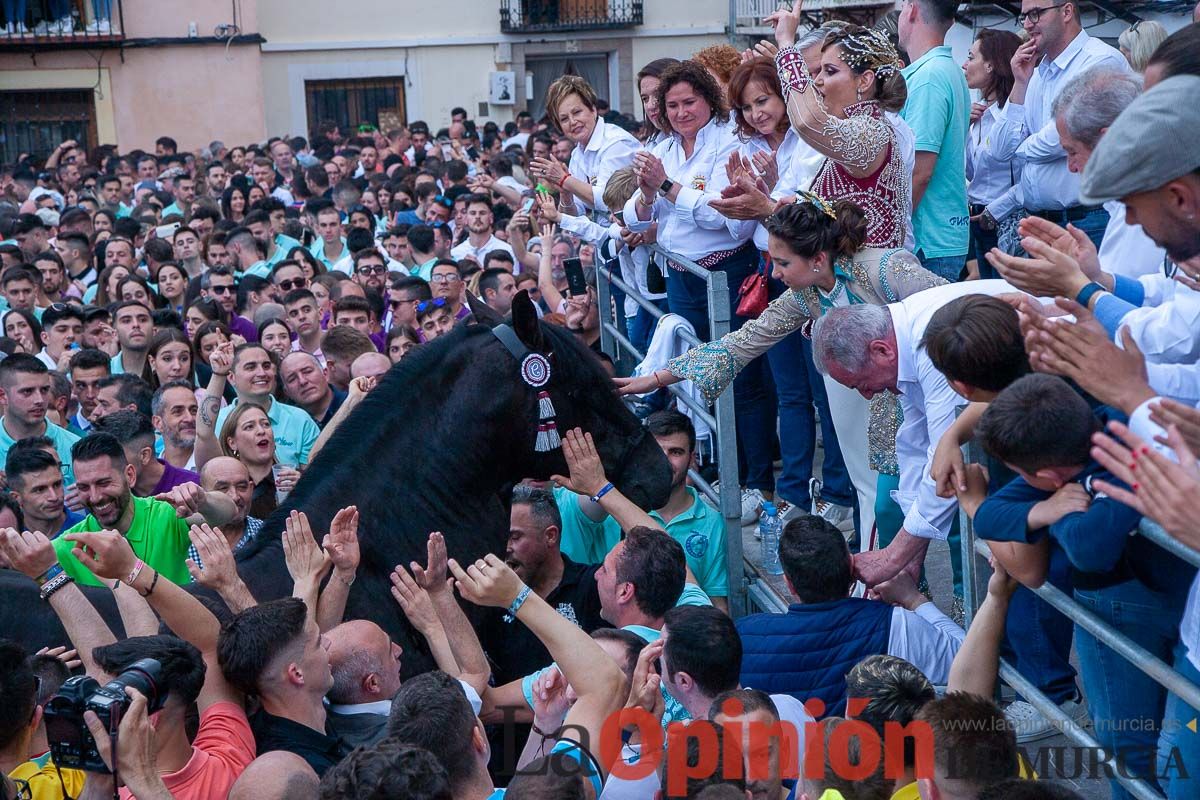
[740,487,765,527]
[0,22,12,35]
[85,18,110,33]
[1005,695,1089,743]
[810,478,854,533]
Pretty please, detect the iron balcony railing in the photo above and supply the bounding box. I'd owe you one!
[500,0,643,33]
[0,0,125,49]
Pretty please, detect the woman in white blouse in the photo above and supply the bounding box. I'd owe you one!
[963,28,1023,278]
[624,60,775,512]
[530,75,640,217]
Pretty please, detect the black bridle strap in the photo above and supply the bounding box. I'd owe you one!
[491,323,530,362]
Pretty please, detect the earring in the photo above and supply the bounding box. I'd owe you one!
[812,265,821,273]
[856,88,863,102]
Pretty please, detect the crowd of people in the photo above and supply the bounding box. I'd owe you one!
[1,0,1199,798]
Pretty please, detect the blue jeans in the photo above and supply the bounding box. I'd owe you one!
[1002,547,1078,704]
[666,245,777,491]
[1159,641,1200,800]
[625,297,669,358]
[916,250,966,282]
[1075,580,1183,800]
[3,0,26,25]
[1029,206,1111,252]
[764,277,853,508]
[92,0,111,20]
[970,217,1000,280]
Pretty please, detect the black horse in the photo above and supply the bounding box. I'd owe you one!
[0,293,671,675]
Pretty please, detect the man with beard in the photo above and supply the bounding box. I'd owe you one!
[478,484,606,688]
[52,432,236,586]
[245,209,302,273]
[279,352,345,429]
[109,300,153,376]
[449,194,513,266]
[0,355,79,484]
[153,380,198,469]
[92,410,199,497]
[351,249,388,296]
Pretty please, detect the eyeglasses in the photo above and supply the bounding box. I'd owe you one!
[430,274,461,284]
[416,297,448,313]
[277,278,308,291]
[210,285,237,294]
[1016,3,1067,25]
[356,264,387,275]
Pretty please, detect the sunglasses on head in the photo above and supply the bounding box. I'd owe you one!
[416,297,448,314]
[433,195,454,208]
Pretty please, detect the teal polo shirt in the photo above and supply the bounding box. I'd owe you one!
[309,237,348,271]
[162,202,183,219]
[412,258,438,282]
[900,45,970,259]
[268,234,304,270]
[554,485,729,598]
[214,397,320,467]
[0,417,80,485]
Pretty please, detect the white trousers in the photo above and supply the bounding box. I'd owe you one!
[823,375,877,551]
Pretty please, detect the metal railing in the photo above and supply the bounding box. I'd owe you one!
[594,244,748,619]
[499,0,643,33]
[0,0,124,47]
[959,444,1200,800]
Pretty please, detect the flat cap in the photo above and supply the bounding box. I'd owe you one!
[1080,75,1200,205]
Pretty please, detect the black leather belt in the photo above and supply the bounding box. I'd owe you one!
[1029,204,1105,223]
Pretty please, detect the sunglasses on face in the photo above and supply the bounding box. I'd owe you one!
[356,264,387,275]
[277,278,308,291]
[390,297,420,310]
[210,285,237,294]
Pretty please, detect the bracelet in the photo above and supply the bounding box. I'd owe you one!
[531,722,556,738]
[126,558,145,585]
[653,370,664,389]
[557,172,569,190]
[589,482,616,504]
[36,563,64,587]
[1074,281,1107,309]
[507,584,532,617]
[40,573,74,601]
[637,190,655,207]
[137,569,160,598]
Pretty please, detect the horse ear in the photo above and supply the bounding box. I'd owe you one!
[465,290,503,328]
[512,290,544,351]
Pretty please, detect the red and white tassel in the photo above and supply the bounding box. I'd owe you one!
[535,421,561,452]
[538,391,555,420]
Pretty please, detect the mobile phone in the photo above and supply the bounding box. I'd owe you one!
[466,145,480,161]
[155,222,181,240]
[520,197,535,214]
[564,257,587,297]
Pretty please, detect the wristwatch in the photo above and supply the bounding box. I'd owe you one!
[1074,281,1107,309]
[659,178,675,195]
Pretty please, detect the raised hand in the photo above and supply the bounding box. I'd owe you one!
[549,428,609,497]
[531,666,572,731]
[750,148,779,191]
[447,553,525,609]
[36,645,83,671]
[625,639,665,723]
[282,510,331,587]
[1149,399,1200,455]
[0,527,58,579]
[323,505,361,574]
[1017,217,1102,281]
[390,563,440,635]
[64,529,137,581]
[186,523,237,589]
[209,340,234,376]
[153,481,207,518]
[763,0,803,47]
[412,531,451,595]
[1011,39,1038,85]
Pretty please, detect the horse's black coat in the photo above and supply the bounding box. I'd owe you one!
[1,295,672,677]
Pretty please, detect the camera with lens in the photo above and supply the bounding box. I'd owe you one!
[44,658,166,773]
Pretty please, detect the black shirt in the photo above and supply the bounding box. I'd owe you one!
[250,709,351,777]
[480,555,607,686]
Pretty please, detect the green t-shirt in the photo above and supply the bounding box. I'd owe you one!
[900,46,971,259]
[554,486,729,597]
[54,495,193,587]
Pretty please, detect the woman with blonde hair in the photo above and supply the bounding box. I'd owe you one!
[1118,19,1168,72]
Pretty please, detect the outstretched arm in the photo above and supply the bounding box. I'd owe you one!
[949,557,1018,698]
[195,341,233,469]
[316,506,361,631]
[411,532,491,695]
[1,528,116,681]
[309,376,376,462]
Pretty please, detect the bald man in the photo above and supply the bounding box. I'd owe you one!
[228,751,318,800]
[325,618,485,749]
[197,456,263,555]
[350,351,391,381]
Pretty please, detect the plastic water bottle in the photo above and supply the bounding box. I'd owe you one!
[759,502,784,575]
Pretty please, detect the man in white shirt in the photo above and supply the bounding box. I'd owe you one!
[988,0,1128,248]
[810,280,1025,587]
[449,195,513,267]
